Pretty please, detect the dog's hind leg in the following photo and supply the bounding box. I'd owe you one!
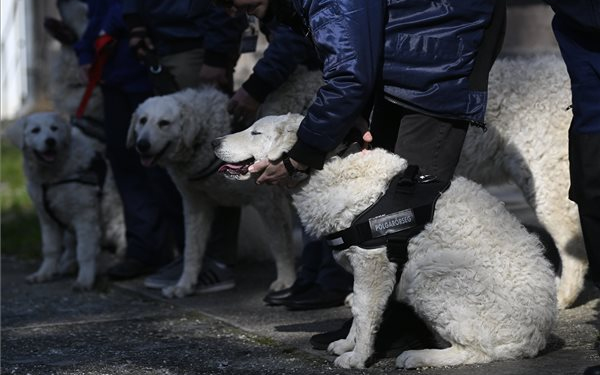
[396,346,491,369]
[163,191,214,298]
[27,213,63,283]
[332,247,397,369]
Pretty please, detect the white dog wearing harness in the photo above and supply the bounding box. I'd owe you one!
[4,112,125,290]
[214,114,557,369]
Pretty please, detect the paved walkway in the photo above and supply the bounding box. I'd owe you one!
[2,184,599,375]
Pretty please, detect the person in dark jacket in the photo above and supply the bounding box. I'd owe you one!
[544,2,600,374]
[226,17,353,309]
[227,18,320,127]
[74,0,183,279]
[120,0,247,292]
[216,0,505,352]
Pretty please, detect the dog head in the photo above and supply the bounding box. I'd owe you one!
[213,113,304,180]
[5,112,72,165]
[127,88,231,168]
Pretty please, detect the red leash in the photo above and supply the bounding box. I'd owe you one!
[75,34,115,119]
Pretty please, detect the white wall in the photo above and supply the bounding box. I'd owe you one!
[1,0,32,120]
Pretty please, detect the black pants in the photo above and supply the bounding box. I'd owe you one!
[101,86,184,267]
[371,98,469,182]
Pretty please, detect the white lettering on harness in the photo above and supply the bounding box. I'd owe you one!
[369,209,416,238]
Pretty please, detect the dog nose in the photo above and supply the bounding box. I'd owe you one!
[45,138,56,148]
[136,139,150,153]
[211,138,222,150]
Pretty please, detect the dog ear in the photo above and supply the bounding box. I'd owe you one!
[126,110,138,148]
[180,102,201,149]
[3,117,26,149]
[266,114,301,160]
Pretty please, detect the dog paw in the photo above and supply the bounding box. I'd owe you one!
[396,350,423,369]
[268,278,293,292]
[26,271,56,283]
[162,284,194,298]
[328,338,354,355]
[334,351,367,369]
[72,280,94,292]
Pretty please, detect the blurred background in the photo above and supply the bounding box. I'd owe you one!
[0,0,561,258]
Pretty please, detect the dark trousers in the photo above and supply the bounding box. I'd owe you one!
[297,238,353,292]
[554,16,600,283]
[101,86,184,267]
[371,98,469,182]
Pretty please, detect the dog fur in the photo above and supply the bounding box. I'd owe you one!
[126,87,297,298]
[4,112,125,290]
[251,54,585,309]
[213,114,558,369]
[458,54,585,309]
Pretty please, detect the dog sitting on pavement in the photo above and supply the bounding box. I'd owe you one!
[126,87,297,298]
[4,112,125,290]
[213,113,557,369]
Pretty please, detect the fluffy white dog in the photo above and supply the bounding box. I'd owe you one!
[4,112,125,290]
[214,114,557,369]
[126,87,297,298]
[459,55,585,309]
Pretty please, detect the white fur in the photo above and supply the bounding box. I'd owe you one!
[4,112,125,290]
[128,88,297,298]
[215,115,557,369]
[249,55,585,309]
[458,55,585,308]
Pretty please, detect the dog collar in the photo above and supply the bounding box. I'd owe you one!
[188,156,225,182]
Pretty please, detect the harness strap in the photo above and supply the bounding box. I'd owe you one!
[41,153,107,228]
[325,165,450,268]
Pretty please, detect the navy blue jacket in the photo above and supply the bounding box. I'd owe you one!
[74,0,152,93]
[547,0,600,134]
[122,0,247,66]
[285,0,504,169]
[243,20,320,103]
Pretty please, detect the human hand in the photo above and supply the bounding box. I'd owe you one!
[353,116,372,148]
[227,87,260,129]
[249,157,308,187]
[198,65,229,92]
[129,27,153,59]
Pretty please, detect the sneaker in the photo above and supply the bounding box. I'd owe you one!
[196,257,235,293]
[143,257,183,289]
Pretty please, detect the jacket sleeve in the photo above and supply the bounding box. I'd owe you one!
[101,2,128,38]
[287,0,385,169]
[201,6,247,68]
[242,22,314,103]
[73,0,105,66]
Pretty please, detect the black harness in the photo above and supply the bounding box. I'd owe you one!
[325,165,449,265]
[42,152,107,229]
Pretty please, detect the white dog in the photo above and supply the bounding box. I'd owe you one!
[214,114,558,369]
[458,55,585,309]
[4,112,125,290]
[126,87,297,298]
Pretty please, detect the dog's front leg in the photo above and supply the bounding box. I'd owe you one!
[333,247,397,369]
[71,215,101,290]
[163,191,214,298]
[254,195,296,291]
[27,212,63,283]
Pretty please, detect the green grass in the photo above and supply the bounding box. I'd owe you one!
[1,137,41,259]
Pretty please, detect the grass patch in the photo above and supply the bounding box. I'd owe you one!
[1,137,41,259]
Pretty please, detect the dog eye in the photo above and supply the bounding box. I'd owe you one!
[250,130,262,135]
[50,125,58,131]
[158,120,171,127]
[140,117,147,125]
[31,127,41,134]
